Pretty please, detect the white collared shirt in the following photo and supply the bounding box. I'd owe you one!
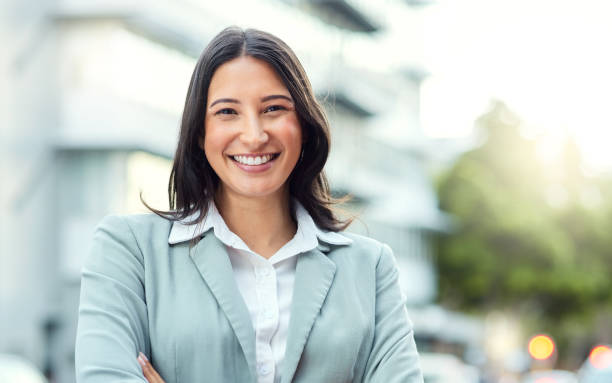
[168,201,352,383]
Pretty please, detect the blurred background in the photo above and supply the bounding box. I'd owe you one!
[2,0,612,382]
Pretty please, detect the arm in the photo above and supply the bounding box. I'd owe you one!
[362,244,424,383]
[75,215,150,382]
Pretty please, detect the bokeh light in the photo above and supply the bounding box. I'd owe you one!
[589,345,612,370]
[534,378,556,383]
[528,335,555,360]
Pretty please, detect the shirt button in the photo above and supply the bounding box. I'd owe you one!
[258,363,271,375]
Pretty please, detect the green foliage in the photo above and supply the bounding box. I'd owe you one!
[435,101,612,362]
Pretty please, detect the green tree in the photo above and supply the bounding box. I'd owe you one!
[436,101,612,366]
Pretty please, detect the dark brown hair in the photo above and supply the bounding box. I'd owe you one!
[144,26,350,231]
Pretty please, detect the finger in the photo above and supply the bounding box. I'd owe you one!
[138,353,162,383]
[138,352,166,383]
[137,353,157,383]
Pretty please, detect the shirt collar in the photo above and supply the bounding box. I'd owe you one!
[168,200,353,248]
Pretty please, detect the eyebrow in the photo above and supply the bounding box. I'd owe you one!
[208,94,293,109]
[261,94,293,103]
[209,98,239,108]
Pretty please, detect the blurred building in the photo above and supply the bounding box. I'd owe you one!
[1,0,448,381]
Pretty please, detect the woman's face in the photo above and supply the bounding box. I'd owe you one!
[203,56,302,201]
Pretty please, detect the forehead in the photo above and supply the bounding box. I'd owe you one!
[207,56,289,99]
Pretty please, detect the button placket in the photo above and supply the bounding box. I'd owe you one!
[256,272,277,325]
[253,261,279,383]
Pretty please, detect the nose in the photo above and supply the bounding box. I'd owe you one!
[240,116,268,148]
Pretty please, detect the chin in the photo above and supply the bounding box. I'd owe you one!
[230,183,287,199]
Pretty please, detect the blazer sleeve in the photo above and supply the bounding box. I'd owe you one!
[75,215,150,382]
[362,244,424,383]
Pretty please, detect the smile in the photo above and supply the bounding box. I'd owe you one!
[229,153,280,166]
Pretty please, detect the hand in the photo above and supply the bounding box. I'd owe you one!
[137,352,166,383]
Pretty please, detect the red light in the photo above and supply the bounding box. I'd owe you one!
[528,334,555,360]
[589,345,612,369]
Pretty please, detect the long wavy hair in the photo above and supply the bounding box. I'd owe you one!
[144,26,351,231]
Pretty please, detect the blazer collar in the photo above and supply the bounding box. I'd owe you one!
[175,200,352,382]
[281,247,337,383]
[168,200,353,250]
[188,233,258,379]
[187,228,344,383]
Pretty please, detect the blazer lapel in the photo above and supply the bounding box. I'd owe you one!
[281,248,336,383]
[189,233,256,379]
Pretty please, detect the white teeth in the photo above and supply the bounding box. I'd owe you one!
[233,154,275,165]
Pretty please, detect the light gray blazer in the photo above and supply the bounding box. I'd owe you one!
[75,213,423,382]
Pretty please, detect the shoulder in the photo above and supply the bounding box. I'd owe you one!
[87,213,174,269]
[328,232,395,268]
[97,212,172,233]
[94,213,173,249]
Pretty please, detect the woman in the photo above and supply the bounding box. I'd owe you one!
[75,27,423,383]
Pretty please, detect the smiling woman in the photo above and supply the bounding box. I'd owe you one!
[74,26,424,383]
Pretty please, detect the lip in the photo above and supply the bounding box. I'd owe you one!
[228,152,280,173]
[229,152,278,157]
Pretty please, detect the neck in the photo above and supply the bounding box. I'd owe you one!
[214,187,297,259]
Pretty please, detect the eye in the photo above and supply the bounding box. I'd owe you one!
[264,105,287,113]
[215,108,237,115]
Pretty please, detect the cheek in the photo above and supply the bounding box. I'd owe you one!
[203,125,227,159]
[276,116,303,154]
[202,135,214,159]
